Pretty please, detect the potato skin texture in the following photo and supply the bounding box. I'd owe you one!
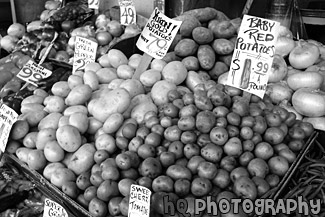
[197,45,216,70]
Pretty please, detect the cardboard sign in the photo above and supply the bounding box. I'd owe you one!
[72,36,98,73]
[0,104,18,152]
[227,15,280,98]
[136,8,182,59]
[43,198,68,217]
[17,60,52,86]
[119,0,136,25]
[128,184,151,217]
[88,0,99,9]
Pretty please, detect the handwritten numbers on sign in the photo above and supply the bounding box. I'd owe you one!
[119,0,136,25]
[136,8,182,59]
[17,60,52,86]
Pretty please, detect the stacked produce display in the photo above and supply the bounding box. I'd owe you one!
[0,0,324,217]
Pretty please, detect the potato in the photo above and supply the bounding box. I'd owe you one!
[107,49,128,68]
[51,168,76,188]
[20,103,44,114]
[43,95,66,113]
[58,115,70,128]
[107,78,124,90]
[182,56,200,71]
[192,27,214,44]
[140,69,161,87]
[212,38,235,55]
[162,52,181,63]
[38,112,62,130]
[42,162,66,181]
[233,176,258,200]
[119,79,145,98]
[24,110,48,127]
[63,105,88,116]
[35,128,56,150]
[21,95,44,105]
[122,94,153,119]
[68,75,84,89]
[191,177,212,197]
[131,102,158,125]
[69,112,89,134]
[5,140,22,154]
[150,59,167,72]
[161,61,188,85]
[196,110,216,133]
[174,14,201,37]
[22,132,38,148]
[33,88,49,98]
[51,81,71,98]
[197,45,216,70]
[174,38,198,57]
[65,84,92,106]
[139,157,162,179]
[117,64,135,79]
[209,61,229,80]
[16,147,32,163]
[166,165,192,180]
[185,71,206,92]
[151,80,177,106]
[182,7,229,23]
[87,117,103,135]
[88,88,131,122]
[56,125,82,152]
[95,134,117,154]
[10,120,29,140]
[152,175,174,192]
[68,143,96,175]
[83,70,99,91]
[96,67,118,84]
[103,113,124,134]
[208,19,237,39]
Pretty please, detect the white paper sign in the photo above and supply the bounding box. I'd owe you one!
[136,8,182,59]
[119,0,136,25]
[72,36,98,73]
[0,104,18,152]
[128,184,151,217]
[17,60,52,86]
[227,15,280,98]
[43,198,68,217]
[88,0,99,9]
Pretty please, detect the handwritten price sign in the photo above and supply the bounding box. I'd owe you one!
[88,0,99,9]
[72,36,98,74]
[227,15,280,98]
[119,0,136,25]
[136,8,182,59]
[128,185,151,217]
[17,60,52,86]
[43,198,68,217]
[0,104,18,152]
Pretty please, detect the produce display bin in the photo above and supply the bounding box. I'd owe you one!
[1,153,92,217]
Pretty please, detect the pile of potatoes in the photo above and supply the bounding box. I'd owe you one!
[169,7,241,81]
[4,7,317,217]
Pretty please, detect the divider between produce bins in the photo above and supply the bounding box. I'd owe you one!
[2,153,93,217]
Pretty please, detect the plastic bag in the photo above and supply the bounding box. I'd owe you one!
[285,0,308,40]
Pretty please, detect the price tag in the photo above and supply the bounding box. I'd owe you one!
[136,8,182,59]
[72,36,98,74]
[43,198,68,217]
[88,0,99,9]
[118,0,136,25]
[227,15,280,98]
[0,104,18,152]
[17,60,52,86]
[128,184,151,217]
